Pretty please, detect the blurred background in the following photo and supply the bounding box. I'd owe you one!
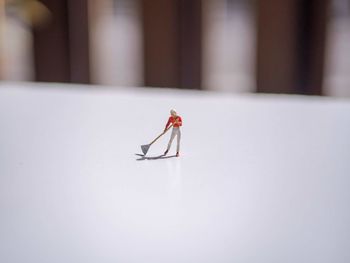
[0,0,349,96]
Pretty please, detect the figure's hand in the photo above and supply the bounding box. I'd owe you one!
[174,118,181,125]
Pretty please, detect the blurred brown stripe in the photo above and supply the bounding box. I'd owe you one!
[32,0,90,83]
[256,0,329,95]
[0,0,4,79]
[142,0,202,89]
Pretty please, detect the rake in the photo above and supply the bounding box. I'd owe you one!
[141,124,173,155]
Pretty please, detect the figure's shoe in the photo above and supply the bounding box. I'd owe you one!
[176,152,179,157]
[164,149,169,156]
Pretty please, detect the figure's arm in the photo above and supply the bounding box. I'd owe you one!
[164,117,172,132]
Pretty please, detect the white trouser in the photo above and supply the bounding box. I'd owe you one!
[167,127,181,152]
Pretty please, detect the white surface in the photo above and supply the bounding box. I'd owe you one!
[1,82,350,263]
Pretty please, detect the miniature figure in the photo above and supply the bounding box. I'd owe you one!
[140,109,182,157]
[163,109,182,157]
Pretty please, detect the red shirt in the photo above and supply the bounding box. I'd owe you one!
[165,116,182,129]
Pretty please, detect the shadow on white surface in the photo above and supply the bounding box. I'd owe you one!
[135,153,177,161]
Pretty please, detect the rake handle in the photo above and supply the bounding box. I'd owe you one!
[149,124,173,146]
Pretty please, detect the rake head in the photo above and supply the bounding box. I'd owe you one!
[141,144,150,155]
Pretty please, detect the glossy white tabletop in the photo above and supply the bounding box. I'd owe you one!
[1,82,350,263]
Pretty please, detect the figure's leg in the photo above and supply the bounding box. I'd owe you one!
[165,129,176,154]
[176,129,181,155]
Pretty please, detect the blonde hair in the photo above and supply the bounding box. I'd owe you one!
[170,109,177,115]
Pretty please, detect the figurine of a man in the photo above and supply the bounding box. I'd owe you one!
[164,109,182,157]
